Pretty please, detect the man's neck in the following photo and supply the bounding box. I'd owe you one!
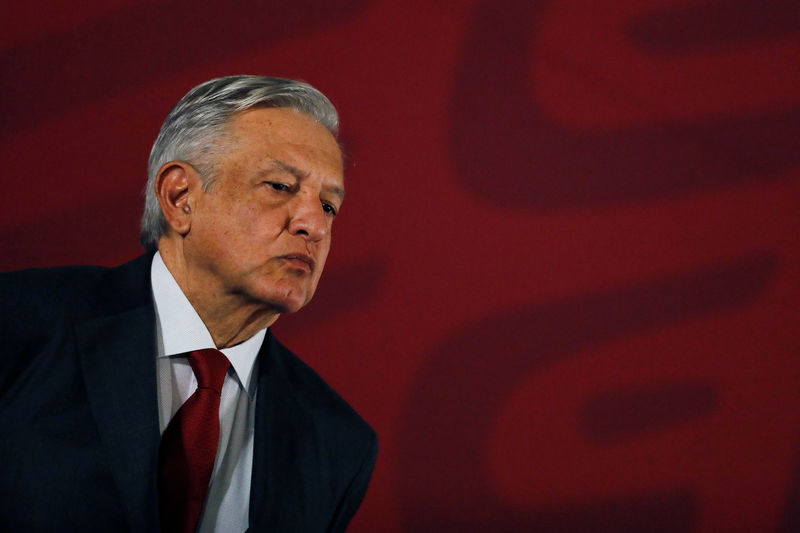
[158,241,280,349]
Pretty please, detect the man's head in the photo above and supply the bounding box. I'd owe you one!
[142,76,344,325]
[141,75,339,251]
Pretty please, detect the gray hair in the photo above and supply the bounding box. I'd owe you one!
[139,75,339,251]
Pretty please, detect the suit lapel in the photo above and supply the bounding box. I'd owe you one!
[248,332,309,532]
[75,255,161,533]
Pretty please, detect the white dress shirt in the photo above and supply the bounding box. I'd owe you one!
[151,252,264,533]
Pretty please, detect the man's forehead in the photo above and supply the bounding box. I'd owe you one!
[247,109,339,152]
[232,107,335,140]
[226,107,343,172]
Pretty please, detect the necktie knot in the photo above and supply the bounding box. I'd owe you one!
[187,348,230,394]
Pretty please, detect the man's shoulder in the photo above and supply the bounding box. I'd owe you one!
[1,263,109,296]
[0,264,109,326]
[0,254,153,320]
[262,332,379,519]
[0,255,155,363]
[266,333,377,445]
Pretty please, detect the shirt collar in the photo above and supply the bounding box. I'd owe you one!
[151,251,264,399]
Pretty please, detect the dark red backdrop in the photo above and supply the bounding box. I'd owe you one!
[2,1,799,531]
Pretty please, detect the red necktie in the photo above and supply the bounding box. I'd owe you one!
[159,348,231,533]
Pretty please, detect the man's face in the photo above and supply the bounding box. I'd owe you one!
[183,107,344,315]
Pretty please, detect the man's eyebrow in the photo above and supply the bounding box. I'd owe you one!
[261,159,345,201]
[326,184,346,202]
[267,159,309,179]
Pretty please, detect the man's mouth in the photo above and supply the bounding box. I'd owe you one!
[280,253,315,272]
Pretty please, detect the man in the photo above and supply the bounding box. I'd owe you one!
[0,75,377,532]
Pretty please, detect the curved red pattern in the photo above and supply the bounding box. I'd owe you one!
[1,1,798,532]
[450,0,800,208]
[0,0,372,139]
[398,253,776,531]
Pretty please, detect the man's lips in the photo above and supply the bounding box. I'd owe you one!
[280,253,315,272]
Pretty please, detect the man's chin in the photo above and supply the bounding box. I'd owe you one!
[251,285,313,315]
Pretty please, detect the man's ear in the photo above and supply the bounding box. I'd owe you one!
[154,162,201,236]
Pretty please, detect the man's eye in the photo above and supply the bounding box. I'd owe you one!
[322,203,337,216]
[267,182,290,192]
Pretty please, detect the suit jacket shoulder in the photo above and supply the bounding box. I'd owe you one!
[0,255,153,393]
[271,334,374,436]
[249,333,378,532]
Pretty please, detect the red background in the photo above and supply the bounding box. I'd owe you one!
[2,1,799,531]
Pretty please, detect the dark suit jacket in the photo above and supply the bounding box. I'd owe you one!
[0,254,377,533]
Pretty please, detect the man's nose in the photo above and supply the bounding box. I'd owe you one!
[288,195,327,242]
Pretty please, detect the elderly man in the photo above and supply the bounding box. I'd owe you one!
[0,76,377,533]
